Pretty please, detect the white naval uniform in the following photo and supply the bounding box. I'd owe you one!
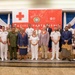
[0,31,8,61]
[0,30,2,58]
[25,28,34,38]
[0,31,2,58]
[50,31,61,60]
[68,28,74,34]
[30,36,39,60]
[35,30,41,37]
[25,28,34,52]
[0,42,1,58]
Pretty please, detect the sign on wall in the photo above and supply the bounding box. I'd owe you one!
[12,9,62,30]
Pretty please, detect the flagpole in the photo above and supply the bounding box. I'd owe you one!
[63,12,66,29]
[8,13,10,25]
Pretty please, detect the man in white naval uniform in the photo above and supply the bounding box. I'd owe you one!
[50,26,61,60]
[25,24,34,52]
[0,26,8,61]
[0,29,2,59]
[68,24,74,34]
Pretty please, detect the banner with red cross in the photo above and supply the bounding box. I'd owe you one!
[12,9,62,30]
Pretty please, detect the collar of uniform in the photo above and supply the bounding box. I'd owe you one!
[11,31,16,33]
[54,31,57,32]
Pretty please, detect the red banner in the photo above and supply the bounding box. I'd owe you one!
[12,9,62,30]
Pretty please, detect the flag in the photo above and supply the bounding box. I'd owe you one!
[12,9,28,28]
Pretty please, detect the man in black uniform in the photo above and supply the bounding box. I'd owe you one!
[46,24,52,52]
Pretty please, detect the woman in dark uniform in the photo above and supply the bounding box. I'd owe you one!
[17,28,28,60]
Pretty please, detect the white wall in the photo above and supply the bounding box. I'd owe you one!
[0,0,75,12]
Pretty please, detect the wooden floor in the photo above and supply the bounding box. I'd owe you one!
[0,67,75,75]
[0,59,75,75]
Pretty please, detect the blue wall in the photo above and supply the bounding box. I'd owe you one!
[0,14,8,24]
[66,12,75,28]
[0,13,12,25]
[10,14,12,24]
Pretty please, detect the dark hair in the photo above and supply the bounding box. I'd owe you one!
[2,26,5,28]
[65,26,68,28]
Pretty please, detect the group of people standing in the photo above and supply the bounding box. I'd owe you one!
[0,23,75,61]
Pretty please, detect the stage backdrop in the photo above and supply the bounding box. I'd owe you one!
[12,9,62,30]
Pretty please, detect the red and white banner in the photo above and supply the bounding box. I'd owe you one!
[12,9,62,30]
[12,9,28,28]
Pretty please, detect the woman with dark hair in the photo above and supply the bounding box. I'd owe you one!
[17,28,28,60]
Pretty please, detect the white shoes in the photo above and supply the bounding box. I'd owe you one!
[51,58,54,60]
[31,58,34,60]
[1,59,4,61]
[31,58,38,60]
[56,58,60,60]
[5,58,7,60]
[1,58,7,61]
[73,59,75,60]
[35,58,37,60]
[51,58,60,60]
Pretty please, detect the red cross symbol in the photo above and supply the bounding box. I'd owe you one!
[16,12,24,20]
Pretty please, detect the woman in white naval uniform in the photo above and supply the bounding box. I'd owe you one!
[50,26,61,60]
[0,26,8,61]
[30,30,39,60]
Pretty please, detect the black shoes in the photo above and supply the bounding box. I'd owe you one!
[62,58,71,61]
[41,57,44,59]
[62,58,66,60]
[14,58,17,60]
[10,57,17,60]
[44,58,47,61]
[68,58,71,61]
[10,58,13,60]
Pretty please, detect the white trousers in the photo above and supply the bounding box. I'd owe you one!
[28,38,31,52]
[1,43,8,60]
[0,43,1,57]
[31,44,38,60]
[51,42,59,59]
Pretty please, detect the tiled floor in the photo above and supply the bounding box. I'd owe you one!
[0,67,75,75]
[0,59,75,75]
